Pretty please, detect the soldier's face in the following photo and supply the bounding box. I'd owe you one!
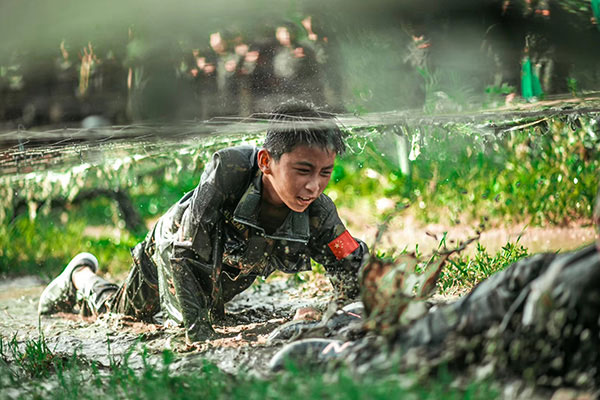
[259,145,336,212]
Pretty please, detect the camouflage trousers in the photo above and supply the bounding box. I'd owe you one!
[77,251,257,323]
[76,260,160,320]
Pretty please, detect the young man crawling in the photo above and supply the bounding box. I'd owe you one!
[38,103,369,342]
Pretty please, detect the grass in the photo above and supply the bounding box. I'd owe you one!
[439,240,529,291]
[0,196,535,296]
[0,334,499,400]
[329,115,599,226]
[0,211,137,278]
[0,333,59,379]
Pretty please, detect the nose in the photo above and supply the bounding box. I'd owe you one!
[305,177,319,194]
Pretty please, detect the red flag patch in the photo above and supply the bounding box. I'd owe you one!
[328,230,360,260]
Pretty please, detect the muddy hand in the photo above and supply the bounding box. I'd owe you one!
[293,307,322,321]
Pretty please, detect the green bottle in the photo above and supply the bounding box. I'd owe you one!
[592,0,600,31]
[521,55,534,100]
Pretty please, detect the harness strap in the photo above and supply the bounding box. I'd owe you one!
[210,220,225,319]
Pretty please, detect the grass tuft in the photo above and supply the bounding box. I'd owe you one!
[440,240,529,291]
[0,333,499,399]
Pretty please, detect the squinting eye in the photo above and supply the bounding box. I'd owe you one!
[296,169,310,174]
[321,171,332,177]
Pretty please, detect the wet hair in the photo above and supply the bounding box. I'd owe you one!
[263,101,346,160]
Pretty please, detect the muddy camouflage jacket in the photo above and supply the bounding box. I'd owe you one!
[346,243,600,385]
[136,145,367,338]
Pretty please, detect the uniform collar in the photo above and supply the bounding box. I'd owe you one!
[232,170,310,243]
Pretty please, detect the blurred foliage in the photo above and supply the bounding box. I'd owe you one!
[0,133,260,277]
[0,112,598,280]
[484,83,516,108]
[328,114,599,226]
[0,334,499,400]
[0,212,137,278]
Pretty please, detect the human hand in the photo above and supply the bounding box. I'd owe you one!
[293,307,322,321]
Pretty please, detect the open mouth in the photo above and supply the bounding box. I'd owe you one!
[297,196,314,204]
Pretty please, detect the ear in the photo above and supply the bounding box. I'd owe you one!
[257,149,272,174]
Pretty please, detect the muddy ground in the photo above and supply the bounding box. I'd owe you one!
[2,272,597,400]
[0,272,336,377]
[2,270,598,399]
[1,222,598,399]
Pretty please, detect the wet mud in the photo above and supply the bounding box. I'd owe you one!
[2,268,597,399]
[0,274,334,376]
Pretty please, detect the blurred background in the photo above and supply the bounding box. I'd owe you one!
[0,0,599,283]
[1,0,599,128]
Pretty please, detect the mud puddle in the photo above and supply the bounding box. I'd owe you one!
[0,273,333,376]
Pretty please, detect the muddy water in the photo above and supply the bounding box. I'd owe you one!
[0,274,333,375]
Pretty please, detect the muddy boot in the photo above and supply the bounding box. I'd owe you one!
[38,252,99,315]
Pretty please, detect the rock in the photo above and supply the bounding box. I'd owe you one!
[267,320,319,342]
[268,338,352,372]
[342,301,365,317]
[268,303,365,343]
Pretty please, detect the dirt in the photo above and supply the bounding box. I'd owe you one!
[0,273,334,376]
[2,221,597,399]
[3,220,596,371]
[340,208,596,256]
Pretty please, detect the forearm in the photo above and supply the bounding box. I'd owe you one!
[170,245,214,342]
[326,240,369,302]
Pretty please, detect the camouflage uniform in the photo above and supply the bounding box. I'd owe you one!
[393,244,599,348]
[80,145,367,341]
[343,243,600,385]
